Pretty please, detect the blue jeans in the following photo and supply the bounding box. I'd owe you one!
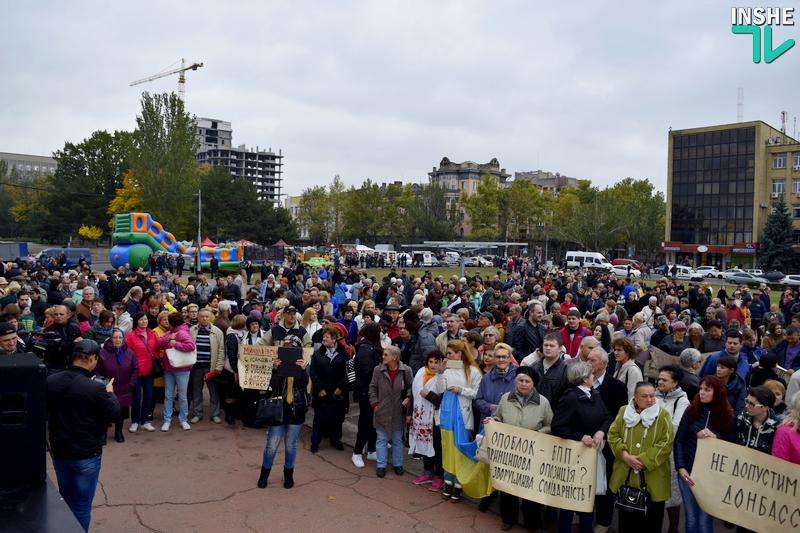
[132,374,154,425]
[52,455,102,532]
[680,476,715,533]
[263,424,303,469]
[163,371,190,424]
[376,429,404,468]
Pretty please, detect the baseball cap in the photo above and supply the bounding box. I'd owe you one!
[0,322,16,337]
[284,305,298,313]
[656,315,669,325]
[74,339,101,355]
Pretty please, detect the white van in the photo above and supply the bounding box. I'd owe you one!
[565,251,612,270]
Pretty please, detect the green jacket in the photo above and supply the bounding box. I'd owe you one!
[493,390,553,434]
[607,404,674,502]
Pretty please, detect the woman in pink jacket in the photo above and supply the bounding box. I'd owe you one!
[773,392,800,464]
[155,312,196,432]
[126,311,158,433]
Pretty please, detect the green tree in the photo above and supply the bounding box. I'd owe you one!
[134,92,199,238]
[43,130,135,243]
[6,166,50,239]
[409,180,458,241]
[0,160,17,237]
[328,175,347,243]
[502,179,545,242]
[297,185,332,245]
[341,179,383,245]
[460,173,501,240]
[758,197,794,272]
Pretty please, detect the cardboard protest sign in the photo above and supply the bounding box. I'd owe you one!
[692,438,800,532]
[484,421,597,513]
[237,345,278,390]
[649,346,714,369]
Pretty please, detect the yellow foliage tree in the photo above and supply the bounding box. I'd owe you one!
[78,224,104,245]
[107,170,143,228]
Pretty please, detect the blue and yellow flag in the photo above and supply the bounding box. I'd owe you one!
[440,391,494,498]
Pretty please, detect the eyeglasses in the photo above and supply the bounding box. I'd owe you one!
[745,400,763,408]
[495,356,509,360]
[483,334,495,338]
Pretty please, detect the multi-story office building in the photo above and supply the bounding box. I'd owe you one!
[664,120,797,269]
[428,157,510,237]
[195,118,283,204]
[0,152,57,175]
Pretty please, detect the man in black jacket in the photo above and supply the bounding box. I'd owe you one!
[587,346,628,533]
[529,333,569,410]
[47,339,120,532]
[511,301,546,363]
[42,304,84,373]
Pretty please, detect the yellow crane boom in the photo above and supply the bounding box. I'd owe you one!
[130,58,203,101]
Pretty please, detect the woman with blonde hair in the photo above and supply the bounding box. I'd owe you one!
[269,297,289,324]
[439,340,482,503]
[773,391,800,464]
[301,307,321,338]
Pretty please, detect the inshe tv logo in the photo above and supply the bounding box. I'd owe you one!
[732,7,795,63]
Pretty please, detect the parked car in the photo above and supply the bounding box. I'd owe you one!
[726,272,769,284]
[443,255,460,266]
[462,257,477,267]
[781,275,800,286]
[476,255,494,268]
[721,268,745,276]
[764,271,785,282]
[673,266,704,282]
[610,265,641,278]
[695,266,722,278]
[746,269,764,277]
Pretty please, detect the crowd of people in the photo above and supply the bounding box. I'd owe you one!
[4,251,800,532]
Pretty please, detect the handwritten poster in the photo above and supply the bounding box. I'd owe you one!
[237,345,278,390]
[692,438,800,532]
[484,421,598,513]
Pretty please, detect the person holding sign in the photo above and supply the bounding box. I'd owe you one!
[674,376,734,533]
[551,361,612,533]
[607,381,675,532]
[257,343,309,490]
[485,364,553,532]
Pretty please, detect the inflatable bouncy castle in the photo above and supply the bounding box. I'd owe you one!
[109,213,243,270]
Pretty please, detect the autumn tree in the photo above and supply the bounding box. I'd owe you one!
[107,170,143,225]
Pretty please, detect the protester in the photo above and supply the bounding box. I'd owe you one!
[309,325,349,452]
[155,312,195,431]
[409,349,446,491]
[772,391,800,464]
[352,322,383,467]
[126,311,157,433]
[95,329,138,444]
[369,345,413,478]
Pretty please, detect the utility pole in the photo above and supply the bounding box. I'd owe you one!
[196,189,202,274]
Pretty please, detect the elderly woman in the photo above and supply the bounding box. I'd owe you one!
[439,340,483,503]
[154,312,195,431]
[773,392,800,464]
[479,326,500,357]
[686,323,704,350]
[675,376,734,533]
[369,345,413,478]
[551,362,613,533]
[409,350,446,490]
[608,381,675,532]
[656,366,691,533]
[658,320,689,356]
[485,365,553,531]
[309,325,350,453]
[612,337,643,401]
[96,328,139,443]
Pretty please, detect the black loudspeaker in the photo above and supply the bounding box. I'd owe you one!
[0,353,47,486]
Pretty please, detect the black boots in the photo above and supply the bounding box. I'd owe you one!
[284,467,294,489]
[114,422,125,443]
[257,467,271,489]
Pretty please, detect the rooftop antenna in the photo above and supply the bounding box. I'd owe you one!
[781,110,788,134]
[737,87,743,122]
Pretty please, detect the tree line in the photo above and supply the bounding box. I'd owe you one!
[0,92,298,246]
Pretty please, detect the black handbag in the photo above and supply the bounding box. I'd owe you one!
[255,388,284,427]
[151,357,165,378]
[615,469,651,515]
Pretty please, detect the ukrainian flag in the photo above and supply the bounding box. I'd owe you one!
[440,391,494,498]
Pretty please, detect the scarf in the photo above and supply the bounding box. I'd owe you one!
[117,347,124,365]
[622,399,661,440]
[422,366,437,386]
[512,388,535,406]
[93,324,114,338]
[286,377,294,404]
[496,366,509,377]
[325,346,337,361]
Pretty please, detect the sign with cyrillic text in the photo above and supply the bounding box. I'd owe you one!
[692,438,800,532]
[484,421,598,513]
[237,345,278,390]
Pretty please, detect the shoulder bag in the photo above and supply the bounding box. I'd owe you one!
[141,334,164,378]
[166,346,197,368]
[614,469,651,515]
[255,386,284,427]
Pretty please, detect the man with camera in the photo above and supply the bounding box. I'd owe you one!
[46,339,120,532]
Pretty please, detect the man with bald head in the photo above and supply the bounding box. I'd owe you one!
[567,335,598,366]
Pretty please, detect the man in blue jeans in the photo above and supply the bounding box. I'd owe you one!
[46,339,120,532]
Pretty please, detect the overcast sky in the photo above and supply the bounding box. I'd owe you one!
[3,1,799,198]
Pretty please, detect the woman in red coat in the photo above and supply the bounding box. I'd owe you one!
[96,328,139,443]
[126,311,157,433]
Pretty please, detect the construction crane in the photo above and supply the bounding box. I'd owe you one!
[130,58,204,102]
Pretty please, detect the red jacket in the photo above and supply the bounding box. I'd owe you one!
[126,328,157,376]
[559,326,589,358]
[725,305,745,327]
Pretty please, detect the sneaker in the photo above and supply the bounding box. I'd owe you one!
[161,422,170,432]
[180,422,191,431]
[413,474,435,485]
[141,422,156,432]
[212,416,222,424]
[128,423,139,433]
[429,478,445,492]
[366,452,377,461]
[351,454,365,468]
[190,416,201,424]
